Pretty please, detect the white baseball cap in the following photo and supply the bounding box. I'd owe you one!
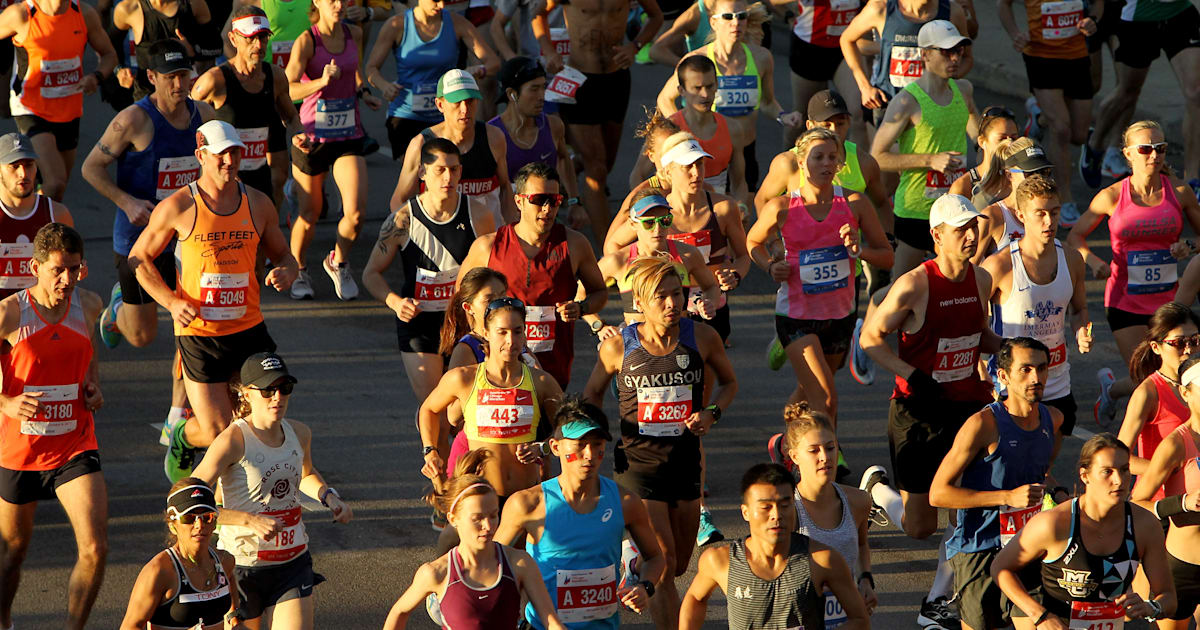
[660,139,712,167]
[196,120,246,154]
[929,193,982,228]
[918,20,971,49]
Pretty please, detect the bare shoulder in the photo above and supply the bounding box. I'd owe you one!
[838,484,873,521]
[284,418,312,442]
[77,288,104,322]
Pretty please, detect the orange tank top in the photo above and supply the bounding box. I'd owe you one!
[0,289,96,471]
[669,110,733,179]
[11,0,87,122]
[1024,0,1087,59]
[175,181,262,337]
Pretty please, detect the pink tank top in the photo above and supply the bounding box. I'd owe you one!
[775,188,856,320]
[1106,175,1182,314]
[1161,423,1200,498]
[440,543,522,630]
[299,24,364,143]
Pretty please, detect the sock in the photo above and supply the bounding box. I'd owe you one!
[927,527,955,601]
[870,480,905,530]
[167,406,186,423]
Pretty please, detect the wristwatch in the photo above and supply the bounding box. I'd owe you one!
[1147,598,1164,620]
[422,445,437,457]
[638,580,656,597]
[704,404,723,423]
[589,319,604,334]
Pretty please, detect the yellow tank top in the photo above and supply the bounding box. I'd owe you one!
[463,363,540,444]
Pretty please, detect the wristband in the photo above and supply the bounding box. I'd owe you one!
[858,571,875,589]
[1155,492,1188,519]
[575,299,588,316]
[567,196,580,206]
[319,487,340,507]
[1033,609,1050,626]
[1147,598,1163,620]
[92,70,105,83]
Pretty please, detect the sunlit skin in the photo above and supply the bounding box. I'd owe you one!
[1118,323,1198,475]
[195,146,242,187]
[30,251,83,305]
[0,159,36,200]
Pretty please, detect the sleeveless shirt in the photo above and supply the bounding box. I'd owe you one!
[389,9,458,121]
[992,240,1073,400]
[299,24,363,142]
[462,363,541,444]
[1140,372,1189,500]
[399,193,477,312]
[441,543,523,630]
[725,535,824,630]
[894,80,968,221]
[147,547,232,629]
[1040,499,1140,619]
[489,113,558,183]
[776,188,856,321]
[213,63,278,174]
[870,0,951,96]
[1105,174,1182,314]
[0,194,56,297]
[10,0,86,122]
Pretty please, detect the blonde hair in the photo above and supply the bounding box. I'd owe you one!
[425,449,496,516]
[635,109,682,161]
[704,0,771,45]
[782,402,835,456]
[792,127,844,168]
[1122,120,1175,176]
[626,256,685,311]
[1014,172,1059,214]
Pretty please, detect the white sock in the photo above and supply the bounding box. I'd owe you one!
[927,527,955,601]
[870,480,905,531]
[167,406,186,422]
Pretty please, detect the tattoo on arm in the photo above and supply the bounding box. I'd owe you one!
[376,211,409,254]
[97,142,115,157]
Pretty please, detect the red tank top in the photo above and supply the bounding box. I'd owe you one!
[894,260,991,402]
[1141,371,1190,500]
[1162,423,1200,499]
[668,110,733,181]
[440,543,522,630]
[487,223,575,388]
[0,195,55,298]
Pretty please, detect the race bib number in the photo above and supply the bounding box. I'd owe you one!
[546,66,586,104]
[713,74,758,117]
[556,566,618,624]
[1126,249,1177,295]
[0,242,34,290]
[474,387,536,440]
[410,81,438,114]
[156,156,200,200]
[637,384,691,437]
[550,27,571,57]
[797,245,851,295]
[668,230,713,262]
[271,40,294,68]
[825,0,859,37]
[257,506,308,562]
[999,503,1041,546]
[238,127,269,171]
[1048,342,1067,368]
[823,591,848,628]
[314,98,356,140]
[932,333,981,383]
[19,383,79,436]
[198,272,249,321]
[1041,0,1083,39]
[39,56,82,99]
[924,168,964,199]
[888,45,923,88]
[1068,601,1124,630]
[414,267,457,311]
[525,305,556,353]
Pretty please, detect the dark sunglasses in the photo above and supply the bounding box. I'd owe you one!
[933,43,970,56]
[981,105,1016,120]
[1162,334,1200,349]
[636,214,674,229]
[252,382,295,398]
[1133,142,1168,155]
[517,193,564,208]
[176,511,218,526]
[486,296,526,316]
[716,10,748,20]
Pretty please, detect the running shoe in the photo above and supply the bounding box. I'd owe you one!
[430,508,447,532]
[425,593,444,626]
[860,465,891,528]
[618,538,641,590]
[289,269,314,300]
[1023,96,1044,140]
[362,133,381,156]
[158,407,192,447]
[164,419,199,484]
[1102,146,1132,179]
[765,337,786,371]
[849,317,875,385]
[918,596,961,629]
[323,250,359,301]
[1059,202,1081,229]
[1094,367,1117,425]
[1079,141,1103,189]
[98,282,123,349]
[696,508,724,546]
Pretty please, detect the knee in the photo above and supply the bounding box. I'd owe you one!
[0,535,31,565]
[1182,82,1200,106]
[660,549,679,578]
[190,417,228,446]
[78,537,108,567]
[1045,116,1071,142]
[582,157,609,179]
[123,325,156,348]
[41,179,65,201]
[903,519,937,540]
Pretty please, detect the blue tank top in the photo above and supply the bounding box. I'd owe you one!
[488,113,557,182]
[686,0,712,51]
[113,97,202,255]
[869,0,951,98]
[947,401,1055,557]
[526,476,624,630]
[389,9,458,121]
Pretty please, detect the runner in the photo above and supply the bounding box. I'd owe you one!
[665,55,748,200]
[679,463,869,630]
[1067,120,1200,423]
[0,133,75,300]
[191,352,353,628]
[392,69,517,227]
[929,337,1063,630]
[869,19,979,276]
[0,0,116,202]
[118,480,238,630]
[490,0,565,61]
[615,113,682,219]
[260,0,310,71]
[495,397,668,628]
[113,0,221,99]
[382,452,568,630]
[284,0,381,301]
[583,256,738,629]
[458,162,607,389]
[783,0,867,145]
[972,138,1054,262]
[0,223,105,630]
[947,105,1019,211]
[991,433,1175,630]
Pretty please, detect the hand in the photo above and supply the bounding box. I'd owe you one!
[1076,324,1093,353]
[1032,612,1068,630]
[174,28,196,58]
[391,296,422,322]
[543,51,565,75]
[246,513,283,540]
[1078,16,1097,36]
[168,298,200,328]
[83,382,103,412]
[380,81,402,102]
[684,408,715,436]
[858,580,878,615]
[779,111,804,127]
[768,259,791,282]
[840,223,861,257]
[421,450,445,481]
[362,91,383,110]
[1114,592,1154,620]
[321,59,341,85]
[618,584,650,613]
[555,300,581,322]
[1009,30,1031,52]
[611,43,638,69]
[928,151,964,174]
[860,85,889,110]
[79,73,99,95]
[264,266,297,292]
[692,295,715,320]
[1171,239,1194,259]
[596,325,621,342]
[116,66,135,89]
[1006,483,1045,509]
[468,64,487,79]
[715,268,740,291]
[1090,261,1111,279]
[566,204,589,230]
[515,442,543,465]
[326,493,353,523]
[344,4,367,21]
[1,391,42,420]
[120,197,155,226]
[291,133,312,153]
[1186,490,1200,512]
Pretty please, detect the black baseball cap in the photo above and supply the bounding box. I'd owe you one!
[807,90,850,122]
[240,352,297,389]
[498,56,546,93]
[1004,144,1053,173]
[147,39,192,74]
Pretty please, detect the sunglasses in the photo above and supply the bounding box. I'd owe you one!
[175,511,218,526]
[486,296,526,316]
[636,214,674,229]
[1162,334,1200,349]
[252,382,295,398]
[933,43,969,57]
[517,193,564,208]
[1132,142,1168,155]
[716,10,748,20]
[981,105,1016,120]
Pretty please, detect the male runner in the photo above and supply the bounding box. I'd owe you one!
[458,162,607,389]
[496,397,667,629]
[113,0,221,98]
[0,0,116,201]
[0,223,105,630]
[0,133,75,300]
[929,337,1063,630]
[126,120,298,482]
[679,463,870,630]
[668,55,749,201]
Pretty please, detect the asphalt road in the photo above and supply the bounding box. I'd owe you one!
[5,25,1172,630]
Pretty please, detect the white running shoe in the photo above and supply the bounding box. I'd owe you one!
[289,269,314,300]
[322,251,359,301]
[1095,367,1117,425]
[1059,202,1082,229]
[1101,146,1132,178]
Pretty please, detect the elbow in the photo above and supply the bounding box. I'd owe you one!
[927,485,949,508]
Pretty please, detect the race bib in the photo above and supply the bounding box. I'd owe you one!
[823,590,848,628]
[888,45,923,88]
[474,387,535,441]
[1041,0,1083,39]
[713,74,758,117]
[156,155,200,200]
[546,66,587,104]
[668,231,713,262]
[410,81,438,114]
[19,383,79,436]
[797,245,851,295]
[238,126,269,171]
[414,267,457,311]
[198,272,249,321]
[924,168,964,199]
[525,305,556,353]
[271,40,294,69]
[637,384,691,437]
[932,333,981,383]
[39,56,82,99]
[1048,342,1067,369]
[825,0,859,37]
[257,506,308,562]
[314,98,356,140]
[999,503,1041,546]
[177,573,230,604]
[556,566,618,624]
[0,242,34,290]
[1126,249,1177,295]
[1068,601,1124,630]
[550,27,571,57]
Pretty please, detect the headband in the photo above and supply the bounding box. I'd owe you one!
[448,482,491,514]
[1182,362,1200,388]
[232,15,271,37]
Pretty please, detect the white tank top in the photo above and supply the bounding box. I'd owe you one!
[997,240,1073,400]
[217,418,309,567]
[994,201,1025,253]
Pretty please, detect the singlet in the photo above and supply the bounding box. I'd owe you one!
[462,362,541,444]
[10,0,86,122]
[992,240,1073,400]
[894,260,991,402]
[870,0,951,96]
[133,0,202,75]
[893,80,968,221]
[398,194,476,313]
[1025,0,1087,59]
[1120,0,1192,21]
[441,543,523,630]
[299,24,364,143]
[795,484,858,629]
[217,418,309,567]
[526,476,624,629]
[775,187,856,321]
[1040,499,1140,620]
[214,63,278,174]
[390,9,458,121]
[147,548,232,629]
[992,201,1025,253]
[0,194,56,298]
[669,110,733,192]
[725,535,824,630]
[421,124,501,219]
[792,140,866,194]
[707,42,760,117]
[113,96,201,255]
[792,0,861,47]
[1105,174,1182,314]
[948,401,1055,556]
[0,289,96,471]
[667,193,729,265]
[617,241,690,316]
[1139,371,1189,500]
[488,113,557,183]
[1161,423,1200,499]
[262,0,309,68]
[487,223,575,388]
[685,0,712,50]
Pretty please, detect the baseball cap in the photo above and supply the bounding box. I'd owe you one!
[929,194,982,228]
[166,483,217,517]
[437,69,482,103]
[497,56,545,92]
[0,133,37,164]
[918,20,971,49]
[1004,144,1053,173]
[660,139,712,167]
[630,194,672,218]
[196,120,246,154]
[240,352,298,389]
[231,14,272,37]
[807,90,850,122]
[147,39,192,74]
[554,414,612,441]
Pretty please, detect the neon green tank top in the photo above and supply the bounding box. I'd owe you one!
[707,42,760,116]
[894,80,968,221]
[263,0,312,67]
[791,140,866,193]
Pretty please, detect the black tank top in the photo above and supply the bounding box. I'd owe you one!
[725,534,824,630]
[1040,499,1140,618]
[398,193,477,301]
[148,547,232,629]
[421,122,499,194]
[214,62,277,174]
[132,0,202,96]
[667,192,728,265]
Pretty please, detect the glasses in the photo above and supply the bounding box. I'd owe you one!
[1162,334,1200,349]
[486,297,526,316]
[716,10,748,20]
[175,511,218,526]
[1133,142,1168,155]
[252,382,294,398]
[933,44,969,57]
[636,214,674,229]
[517,193,564,208]
[981,105,1015,120]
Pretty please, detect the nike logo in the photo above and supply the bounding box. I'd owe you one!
[302,584,312,590]
[1017,285,1031,291]
[539,152,552,160]
[478,594,489,600]
[628,362,646,371]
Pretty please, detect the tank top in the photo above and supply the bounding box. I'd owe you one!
[1120,0,1191,21]
[390,9,458,121]
[1105,175,1182,314]
[1040,499,1140,620]
[792,0,861,47]
[685,0,712,51]
[667,193,729,265]
[133,0,200,74]
[147,548,232,629]
[214,63,277,173]
[420,124,501,212]
[113,97,201,255]
[217,418,308,567]
[894,80,968,221]
[0,289,95,471]
[398,194,476,312]
[0,194,55,298]
[1025,0,1088,59]
[707,42,760,117]
[615,319,704,467]
[489,113,558,183]
[894,260,991,402]
[10,0,86,122]
[1140,371,1189,500]
[617,241,690,316]
[462,362,541,444]
[173,182,262,337]
[526,476,624,629]
[487,223,575,388]
[725,535,824,630]
[669,110,733,192]
[870,0,951,96]
[992,201,1025,253]
[441,543,523,630]
[795,484,858,629]
[1161,423,1200,498]
[993,240,1073,400]
[299,24,363,143]
[775,188,856,321]
[262,0,309,68]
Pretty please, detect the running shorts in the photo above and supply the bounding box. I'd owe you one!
[1106,305,1152,332]
[894,215,935,253]
[614,443,702,504]
[395,311,445,354]
[114,249,177,306]
[949,548,1013,630]
[691,303,730,342]
[0,449,101,505]
[888,396,986,493]
[385,116,436,160]
[1169,552,1200,620]
[1022,55,1094,100]
[290,136,365,176]
[1044,393,1077,436]
[775,312,856,356]
[177,322,277,384]
[235,552,325,621]
[15,115,80,152]
[789,35,844,83]
[1114,5,1200,69]
[558,69,631,126]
